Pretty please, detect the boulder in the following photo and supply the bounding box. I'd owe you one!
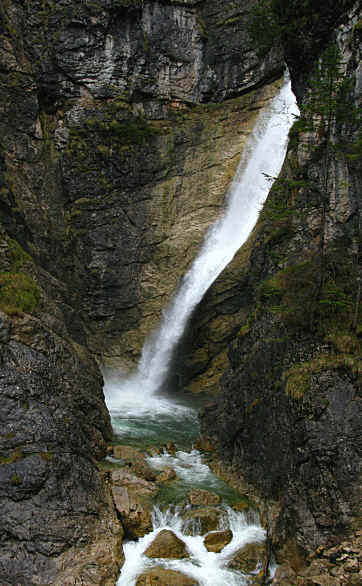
[111,469,158,539]
[232,501,249,512]
[112,446,156,481]
[111,470,158,496]
[147,446,161,457]
[156,467,177,483]
[111,485,153,539]
[187,488,221,506]
[204,529,233,553]
[113,445,144,460]
[163,442,177,456]
[229,542,267,573]
[136,567,198,585]
[183,507,226,535]
[144,529,190,559]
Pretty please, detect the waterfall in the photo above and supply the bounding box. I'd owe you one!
[105,77,298,409]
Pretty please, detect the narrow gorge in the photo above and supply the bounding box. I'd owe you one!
[0,1,360,585]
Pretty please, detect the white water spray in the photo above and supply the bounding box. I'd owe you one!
[118,503,266,586]
[105,77,298,409]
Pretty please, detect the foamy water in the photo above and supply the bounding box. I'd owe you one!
[117,505,266,586]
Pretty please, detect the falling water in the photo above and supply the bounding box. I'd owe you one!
[105,76,299,412]
[107,78,298,585]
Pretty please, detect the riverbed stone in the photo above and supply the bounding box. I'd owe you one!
[136,567,199,586]
[229,542,267,573]
[112,446,157,481]
[111,485,153,539]
[113,445,144,461]
[183,506,226,535]
[156,467,177,483]
[187,488,221,506]
[111,470,158,496]
[111,470,158,539]
[204,529,233,553]
[144,529,190,559]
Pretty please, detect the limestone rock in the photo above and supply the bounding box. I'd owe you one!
[111,470,158,496]
[136,567,198,586]
[183,507,226,535]
[204,529,233,553]
[112,445,156,481]
[113,445,144,460]
[229,542,267,573]
[112,485,153,539]
[187,488,221,506]
[144,530,190,559]
[156,467,177,483]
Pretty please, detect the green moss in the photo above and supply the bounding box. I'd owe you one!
[217,14,242,27]
[0,272,40,315]
[39,451,53,462]
[7,238,32,271]
[284,352,361,399]
[11,474,22,486]
[259,242,358,333]
[0,448,24,465]
[284,368,310,399]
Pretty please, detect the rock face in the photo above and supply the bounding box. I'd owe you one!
[0,307,122,584]
[199,0,361,569]
[0,0,284,368]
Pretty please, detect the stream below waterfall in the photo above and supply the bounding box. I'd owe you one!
[104,77,298,585]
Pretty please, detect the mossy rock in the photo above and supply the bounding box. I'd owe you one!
[0,272,40,315]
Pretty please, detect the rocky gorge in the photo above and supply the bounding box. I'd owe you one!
[0,0,361,585]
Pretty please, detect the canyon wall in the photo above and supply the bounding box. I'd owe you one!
[0,0,283,583]
[199,0,361,577]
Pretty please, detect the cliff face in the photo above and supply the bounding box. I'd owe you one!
[0,1,284,584]
[199,0,361,572]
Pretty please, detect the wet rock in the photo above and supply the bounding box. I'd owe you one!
[112,446,157,481]
[164,442,177,456]
[147,446,161,457]
[273,564,298,585]
[112,485,153,539]
[232,501,250,512]
[187,488,221,506]
[229,542,267,573]
[136,567,198,586]
[183,506,226,535]
[144,529,190,559]
[204,529,233,553]
[111,470,158,496]
[112,445,144,461]
[156,467,177,483]
[194,436,216,452]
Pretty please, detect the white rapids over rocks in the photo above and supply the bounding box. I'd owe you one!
[117,505,266,586]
